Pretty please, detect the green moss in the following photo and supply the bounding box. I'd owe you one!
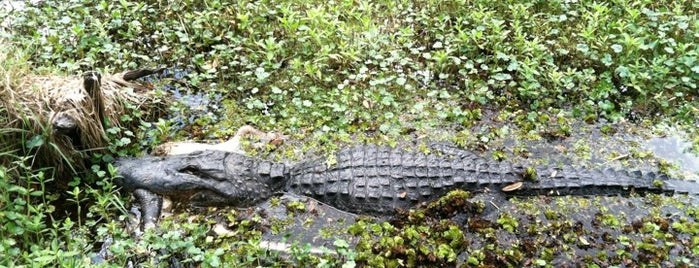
[492,149,507,161]
[523,167,538,181]
[572,139,592,160]
[285,201,306,213]
[652,179,665,188]
[497,212,520,233]
[657,159,680,176]
[543,209,559,220]
[598,213,621,228]
[269,197,281,207]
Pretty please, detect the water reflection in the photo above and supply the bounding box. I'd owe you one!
[645,136,699,173]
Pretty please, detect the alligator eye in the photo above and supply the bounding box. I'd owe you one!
[179,165,200,174]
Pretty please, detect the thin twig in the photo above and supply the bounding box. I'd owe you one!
[489,200,500,210]
[601,154,629,166]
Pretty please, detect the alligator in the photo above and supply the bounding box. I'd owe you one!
[114,143,699,228]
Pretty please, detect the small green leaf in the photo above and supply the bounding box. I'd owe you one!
[396,77,406,85]
[615,66,630,78]
[379,124,391,133]
[611,44,623,53]
[576,44,589,54]
[25,135,44,149]
[690,65,699,74]
[602,53,613,66]
[334,239,350,248]
[506,61,519,71]
[493,73,512,81]
[342,261,356,268]
[119,137,131,146]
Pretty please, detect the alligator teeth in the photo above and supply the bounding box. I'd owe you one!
[501,182,523,192]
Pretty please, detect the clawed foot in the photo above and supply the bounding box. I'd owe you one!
[126,189,163,235]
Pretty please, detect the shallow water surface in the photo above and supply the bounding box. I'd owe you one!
[645,136,699,177]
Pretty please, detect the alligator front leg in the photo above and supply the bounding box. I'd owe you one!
[133,188,163,230]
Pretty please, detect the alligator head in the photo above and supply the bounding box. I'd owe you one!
[114,150,277,208]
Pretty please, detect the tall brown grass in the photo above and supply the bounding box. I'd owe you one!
[0,42,166,189]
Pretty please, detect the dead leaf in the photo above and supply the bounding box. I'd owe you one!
[501,181,523,192]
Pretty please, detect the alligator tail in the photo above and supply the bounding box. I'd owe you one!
[514,165,699,196]
[431,143,699,196]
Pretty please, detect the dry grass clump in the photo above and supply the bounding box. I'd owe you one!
[0,42,166,188]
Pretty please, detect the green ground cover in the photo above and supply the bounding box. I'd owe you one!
[1,0,698,266]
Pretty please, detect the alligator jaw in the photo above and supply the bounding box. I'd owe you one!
[114,150,280,229]
[115,151,230,195]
